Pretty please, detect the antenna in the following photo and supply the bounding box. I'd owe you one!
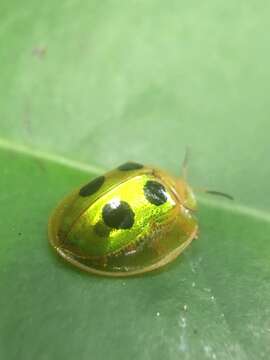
[205,190,234,201]
[181,146,189,180]
[181,148,234,201]
[195,188,234,201]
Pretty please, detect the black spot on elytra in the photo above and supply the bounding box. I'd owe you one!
[144,180,168,206]
[102,200,135,229]
[94,221,111,238]
[79,176,105,197]
[118,162,143,171]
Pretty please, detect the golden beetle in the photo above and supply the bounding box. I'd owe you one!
[49,160,231,277]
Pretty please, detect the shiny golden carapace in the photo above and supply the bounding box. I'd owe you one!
[48,162,198,276]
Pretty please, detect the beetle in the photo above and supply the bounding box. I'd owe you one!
[49,158,231,277]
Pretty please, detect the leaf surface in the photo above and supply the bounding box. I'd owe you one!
[1,1,270,359]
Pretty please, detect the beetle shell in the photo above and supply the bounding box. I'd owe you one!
[48,162,198,276]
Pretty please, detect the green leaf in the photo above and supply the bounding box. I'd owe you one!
[1,1,270,359]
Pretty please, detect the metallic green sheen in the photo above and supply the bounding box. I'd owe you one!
[49,165,198,276]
